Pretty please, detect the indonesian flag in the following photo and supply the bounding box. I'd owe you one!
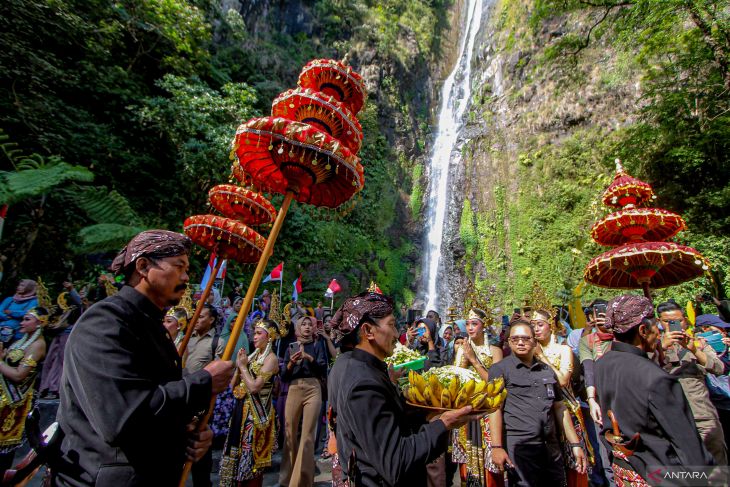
[200,253,227,289]
[324,279,341,298]
[263,262,283,283]
[292,274,303,301]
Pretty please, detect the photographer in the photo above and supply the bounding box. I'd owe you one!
[658,301,727,465]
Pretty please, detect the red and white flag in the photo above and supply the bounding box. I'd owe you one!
[292,274,303,301]
[263,262,283,283]
[324,279,341,298]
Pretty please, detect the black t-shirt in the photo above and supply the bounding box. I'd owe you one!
[489,354,562,444]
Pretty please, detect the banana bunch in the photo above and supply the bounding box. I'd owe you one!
[403,367,507,411]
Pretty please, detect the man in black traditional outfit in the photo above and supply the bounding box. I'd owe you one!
[594,294,715,486]
[328,291,478,487]
[52,230,235,486]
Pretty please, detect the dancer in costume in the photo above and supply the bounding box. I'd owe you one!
[532,307,592,487]
[163,306,189,347]
[452,308,504,487]
[219,319,282,486]
[0,307,48,471]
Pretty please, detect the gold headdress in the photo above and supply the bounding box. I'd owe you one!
[165,287,192,331]
[368,281,382,294]
[26,308,49,326]
[267,290,288,338]
[525,281,554,321]
[462,281,494,326]
[57,292,70,312]
[36,277,54,312]
[179,286,193,315]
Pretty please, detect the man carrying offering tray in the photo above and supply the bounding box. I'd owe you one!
[328,291,482,487]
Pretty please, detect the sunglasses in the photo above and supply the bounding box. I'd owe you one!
[508,335,534,344]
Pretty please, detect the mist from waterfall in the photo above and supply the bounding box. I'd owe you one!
[421,0,483,312]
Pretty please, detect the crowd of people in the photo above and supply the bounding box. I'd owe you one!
[0,229,729,486]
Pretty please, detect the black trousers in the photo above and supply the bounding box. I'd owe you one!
[507,439,565,487]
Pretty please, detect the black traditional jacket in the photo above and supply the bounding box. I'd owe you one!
[595,341,714,479]
[328,348,448,487]
[53,286,212,486]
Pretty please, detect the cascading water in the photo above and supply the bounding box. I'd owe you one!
[421,0,483,312]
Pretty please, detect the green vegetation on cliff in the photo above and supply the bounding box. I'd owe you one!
[459,0,729,307]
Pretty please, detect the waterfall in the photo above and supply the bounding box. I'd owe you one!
[421,0,483,312]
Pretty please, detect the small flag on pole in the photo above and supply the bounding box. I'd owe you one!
[292,274,303,301]
[200,253,227,290]
[324,279,342,298]
[263,262,284,283]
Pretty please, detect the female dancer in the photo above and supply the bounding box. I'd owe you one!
[532,308,592,487]
[453,308,504,487]
[0,308,48,471]
[219,319,280,486]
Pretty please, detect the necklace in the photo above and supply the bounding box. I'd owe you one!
[6,328,41,363]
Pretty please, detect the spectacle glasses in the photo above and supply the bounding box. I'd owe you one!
[508,336,534,344]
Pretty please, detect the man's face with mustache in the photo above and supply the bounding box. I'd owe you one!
[142,255,190,308]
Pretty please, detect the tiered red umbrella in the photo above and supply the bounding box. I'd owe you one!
[584,160,710,297]
[298,58,367,115]
[590,208,686,246]
[231,117,363,208]
[208,184,277,225]
[179,59,368,485]
[183,214,266,263]
[272,88,363,153]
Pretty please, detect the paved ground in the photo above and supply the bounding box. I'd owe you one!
[22,398,333,486]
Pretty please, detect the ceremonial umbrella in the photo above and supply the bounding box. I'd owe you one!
[179,59,367,485]
[584,241,711,297]
[298,58,367,115]
[601,161,655,208]
[208,184,277,226]
[584,159,710,299]
[176,215,266,356]
[272,88,363,154]
[230,116,364,208]
[183,214,266,263]
[590,207,686,247]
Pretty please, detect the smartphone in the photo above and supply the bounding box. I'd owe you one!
[288,341,300,357]
[667,319,684,333]
[415,327,426,338]
[593,303,607,316]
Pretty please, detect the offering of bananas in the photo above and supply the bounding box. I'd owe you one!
[384,343,423,367]
[402,365,507,411]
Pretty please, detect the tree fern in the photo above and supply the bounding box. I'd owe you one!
[73,186,140,226]
[0,161,94,205]
[77,223,148,254]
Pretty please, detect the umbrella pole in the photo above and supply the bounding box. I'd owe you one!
[177,258,224,357]
[178,191,294,486]
[641,281,652,300]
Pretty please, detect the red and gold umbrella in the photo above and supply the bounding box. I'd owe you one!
[298,59,367,115]
[183,214,266,264]
[590,208,686,246]
[230,116,364,208]
[602,159,655,208]
[208,184,277,226]
[584,241,710,292]
[272,88,363,153]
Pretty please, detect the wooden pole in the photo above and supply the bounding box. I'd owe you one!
[178,191,294,486]
[641,281,651,301]
[177,258,224,357]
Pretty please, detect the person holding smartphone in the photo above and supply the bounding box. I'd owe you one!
[279,315,328,487]
[657,300,727,466]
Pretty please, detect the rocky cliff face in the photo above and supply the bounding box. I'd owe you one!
[441,0,646,308]
[217,0,461,302]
